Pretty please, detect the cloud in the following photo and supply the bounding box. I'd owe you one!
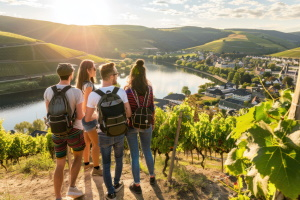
[229,0,262,6]
[120,12,139,20]
[151,0,169,7]
[0,0,50,8]
[144,7,184,15]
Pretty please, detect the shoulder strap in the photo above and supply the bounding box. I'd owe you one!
[112,87,119,94]
[51,85,58,95]
[131,88,140,107]
[94,89,105,96]
[143,86,151,107]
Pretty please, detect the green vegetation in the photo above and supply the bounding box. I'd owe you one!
[186,32,296,55]
[0,31,39,44]
[270,47,300,58]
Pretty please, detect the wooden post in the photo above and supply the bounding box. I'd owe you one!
[168,111,183,182]
[288,63,300,120]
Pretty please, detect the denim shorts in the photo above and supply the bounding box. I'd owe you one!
[82,117,98,132]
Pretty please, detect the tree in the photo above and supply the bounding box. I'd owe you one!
[282,76,294,87]
[227,71,235,81]
[241,73,252,84]
[32,119,46,132]
[176,60,182,65]
[205,58,212,65]
[182,86,191,96]
[232,72,241,86]
[14,121,33,134]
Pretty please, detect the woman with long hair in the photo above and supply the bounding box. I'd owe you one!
[76,59,102,176]
[124,59,155,194]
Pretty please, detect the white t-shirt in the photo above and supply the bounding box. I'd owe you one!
[44,84,84,129]
[87,86,128,109]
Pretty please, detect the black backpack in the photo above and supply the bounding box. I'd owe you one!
[131,86,153,130]
[95,87,127,137]
[47,85,75,136]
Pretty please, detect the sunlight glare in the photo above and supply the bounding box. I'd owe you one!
[53,0,112,25]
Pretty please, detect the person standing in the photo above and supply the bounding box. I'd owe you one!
[44,63,85,200]
[124,59,156,194]
[84,62,131,200]
[75,59,102,175]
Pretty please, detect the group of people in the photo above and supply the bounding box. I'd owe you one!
[44,59,155,200]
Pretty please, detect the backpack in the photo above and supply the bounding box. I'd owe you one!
[95,87,127,137]
[47,85,75,136]
[131,86,153,130]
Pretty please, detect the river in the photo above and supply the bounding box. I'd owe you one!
[0,62,214,130]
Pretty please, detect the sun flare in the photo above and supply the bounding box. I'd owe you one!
[53,0,112,25]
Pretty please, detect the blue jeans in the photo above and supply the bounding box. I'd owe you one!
[125,126,154,184]
[99,132,124,194]
[82,117,98,132]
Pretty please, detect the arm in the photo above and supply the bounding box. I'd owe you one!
[45,101,49,112]
[85,107,95,122]
[124,102,132,118]
[82,87,93,113]
[76,102,84,120]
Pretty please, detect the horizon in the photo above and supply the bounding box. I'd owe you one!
[1,15,299,34]
[1,0,300,32]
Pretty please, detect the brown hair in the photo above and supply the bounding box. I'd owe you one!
[100,62,116,81]
[75,59,95,90]
[125,59,150,96]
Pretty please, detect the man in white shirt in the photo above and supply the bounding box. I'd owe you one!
[44,63,85,200]
[85,62,131,200]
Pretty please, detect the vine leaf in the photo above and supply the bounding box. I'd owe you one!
[253,146,300,199]
[230,108,255,140]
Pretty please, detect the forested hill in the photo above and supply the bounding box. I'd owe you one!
[0,16,230,57]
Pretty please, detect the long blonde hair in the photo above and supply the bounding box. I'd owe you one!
[76,59,95,90]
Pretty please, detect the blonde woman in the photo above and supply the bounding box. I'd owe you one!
[76,59,102,176]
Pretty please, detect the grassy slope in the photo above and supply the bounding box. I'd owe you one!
[0,31,106,78]
[270,47,300,58]
[186,31,295,55]
[0,16,231,55]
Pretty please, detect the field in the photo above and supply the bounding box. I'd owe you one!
[185,31,295,55]
[270,47,300,58]
[0,31,107,79]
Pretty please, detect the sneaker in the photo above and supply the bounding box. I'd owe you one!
[92,167,103,176]
[150,176,156,185]
[67,186,84,198]
[114,181,124,193]
[129,182,142,194]
[105,192,116,200]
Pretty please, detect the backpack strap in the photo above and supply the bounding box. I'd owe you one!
[112,87,119,94]
[61,85,72,93]
[131,88,140,107]
[94,89,105,96]
[51,85,72,94]
[143,86,151,107]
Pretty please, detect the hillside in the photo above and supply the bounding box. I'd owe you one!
[0,31,106,79]
[0,16,231,57]
[270,47,300,58]
[185,31,298,55]
[291,32,300,37]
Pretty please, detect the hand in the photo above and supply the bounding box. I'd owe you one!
[91,113,98,120]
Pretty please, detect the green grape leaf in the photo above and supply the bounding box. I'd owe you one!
[253,146,300,199]
[225,147,248,175]
[254,101,275,123]
[230,107,255,139]
[248,122,274,147]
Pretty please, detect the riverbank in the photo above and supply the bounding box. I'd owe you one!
[159,61,228,84]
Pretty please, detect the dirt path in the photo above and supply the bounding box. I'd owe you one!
[0,158,235,200]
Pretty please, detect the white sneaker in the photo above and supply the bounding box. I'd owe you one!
[67,186,84,198]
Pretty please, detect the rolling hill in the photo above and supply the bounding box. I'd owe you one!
[0,16,231,57]
[0,31,106,79]
[185,31,300,55]
[269,47,300,58]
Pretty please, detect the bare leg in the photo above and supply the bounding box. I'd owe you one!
[87,129,100,167]
[70,150,83,187]
[54,157,66,199]
[83,132,91,163]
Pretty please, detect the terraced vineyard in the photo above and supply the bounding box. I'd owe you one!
[186,32,296,55]
[270,47,300,58]
[0,31,106,79]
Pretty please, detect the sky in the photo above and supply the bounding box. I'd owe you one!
[0,0,300,32]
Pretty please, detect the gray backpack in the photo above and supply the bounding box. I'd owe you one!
[47,85,75,136]
[95,87,127,137]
